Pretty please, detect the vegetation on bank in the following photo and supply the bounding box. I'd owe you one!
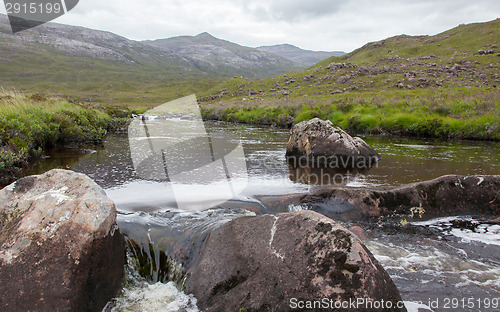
[0,89,131,184]
[200,88,499,140]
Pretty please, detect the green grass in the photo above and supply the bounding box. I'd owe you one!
[200,88,500,140]
[316,18,500,66]
[0,89,130,184]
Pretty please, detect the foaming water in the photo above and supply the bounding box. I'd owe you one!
[104,253,199,312]
[363,216,500,312]
[106,282,199,312]
[412,217,500,246]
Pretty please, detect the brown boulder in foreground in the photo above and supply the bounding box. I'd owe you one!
[0,169,125,312]
[185,210,406,312]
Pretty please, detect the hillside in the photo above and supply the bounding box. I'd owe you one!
[199,19,500,140]
[0,14,219,109]
[144,32,302,78]
[257,44,344,67]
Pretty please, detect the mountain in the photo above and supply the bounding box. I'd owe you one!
[257,44,345,67]
[143,32,302,79]
[0,14,217,107]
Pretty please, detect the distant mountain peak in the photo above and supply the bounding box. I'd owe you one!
[196,32,214,38]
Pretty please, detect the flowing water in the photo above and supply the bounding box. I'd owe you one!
[25,121,500,312]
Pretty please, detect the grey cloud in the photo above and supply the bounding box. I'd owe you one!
[247,0,345,23]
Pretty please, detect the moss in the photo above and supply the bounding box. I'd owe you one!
[211,275,248,296]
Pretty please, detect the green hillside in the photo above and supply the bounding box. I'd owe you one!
[199,19,500,140]
[0,43,217,109]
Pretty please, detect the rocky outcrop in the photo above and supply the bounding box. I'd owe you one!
[303,175,500,221]
[0,169,125,312]
[185,210,406,312]
[286,118,381,169]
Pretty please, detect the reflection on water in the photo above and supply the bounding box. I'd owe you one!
[288,165,369,185]
[361,136,499,186]
[25,122,499,207]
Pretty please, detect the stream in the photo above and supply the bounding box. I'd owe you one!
[26,120,500,312]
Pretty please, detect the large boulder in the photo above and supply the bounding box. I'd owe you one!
[0,169,125,312]
[286,118,381,169]
[185,210,405,312]
[303,175,500,221]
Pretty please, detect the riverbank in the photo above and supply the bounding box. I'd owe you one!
[0,89,131,185]
[199,88,499,140]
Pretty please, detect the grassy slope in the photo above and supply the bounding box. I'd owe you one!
[0,89,130,184]
[199,19,500,140]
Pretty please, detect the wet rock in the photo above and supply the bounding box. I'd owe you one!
[285,118,381,168]
[303,175,500,222]
[348,225,371,241]
[185,210,405,312]
[0,169,125,312]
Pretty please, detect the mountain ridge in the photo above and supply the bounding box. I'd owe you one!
[0,14,343,106]
[144,33,304,79]
[257,44,345,67]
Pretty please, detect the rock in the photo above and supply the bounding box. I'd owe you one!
[348,225,371,241]
[478,49,494,55]
[303,175,500,222]
[185,210,405,312]
[285,118,381,169]
[0,169,124,312]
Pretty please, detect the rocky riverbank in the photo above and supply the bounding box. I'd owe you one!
[1,169,498,311]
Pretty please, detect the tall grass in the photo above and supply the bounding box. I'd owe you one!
[0,89,129,184]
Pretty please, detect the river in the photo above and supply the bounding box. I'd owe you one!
[25,120,500,312]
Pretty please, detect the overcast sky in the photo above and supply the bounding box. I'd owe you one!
[2,0,499,52]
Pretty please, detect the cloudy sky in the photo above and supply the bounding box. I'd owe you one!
[2,0,499,52]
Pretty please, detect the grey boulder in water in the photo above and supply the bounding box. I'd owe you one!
[286,118,381,168]
[185,210,406,312]
[0,169,125,312]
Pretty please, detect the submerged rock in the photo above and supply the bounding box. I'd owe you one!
[185,210,405,312]
[286,118,381,169]
[0,169,125,312]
